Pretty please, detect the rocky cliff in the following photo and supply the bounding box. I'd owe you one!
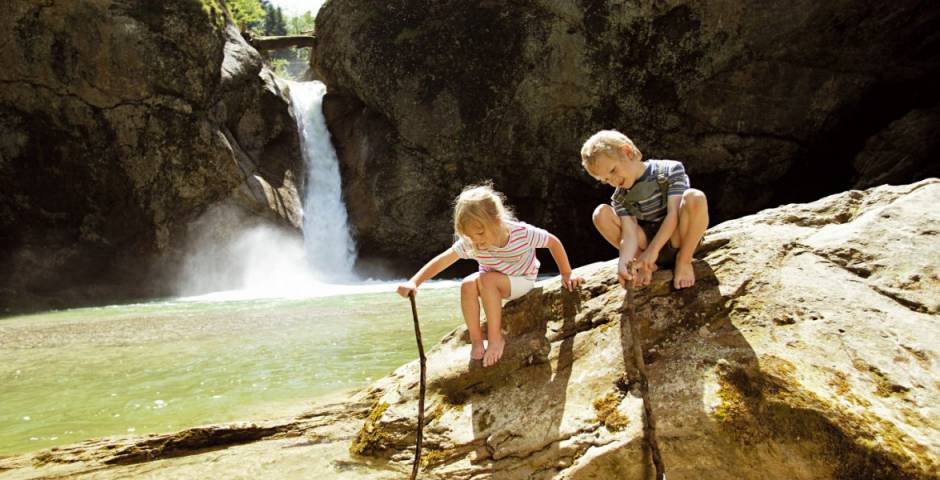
[3,180,936,479]
[312,0,940,272]
[0,0,304,311]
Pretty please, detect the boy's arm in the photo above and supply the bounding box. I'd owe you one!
[618,215,639,288]
[636,195,681,270]
[397,249,460,297]
[546,234,583,291]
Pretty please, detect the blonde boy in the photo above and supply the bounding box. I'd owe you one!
[581,130,708,289]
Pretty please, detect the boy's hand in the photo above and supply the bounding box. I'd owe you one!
[635,248,657,274]
[561,272,583,291]
[618,261,636,289]
[633,264,653,288]
[396,281,417,298]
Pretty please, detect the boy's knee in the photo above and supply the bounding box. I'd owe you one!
[592,204,615,227]
[682,189,707,210]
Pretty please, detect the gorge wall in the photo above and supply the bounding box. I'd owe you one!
[0,0,304,311]
[312,0,940,272]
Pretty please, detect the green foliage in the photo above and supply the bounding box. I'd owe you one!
[262,2,288,35]
[269,58,290,76]
[227,0,265,30]
[287,11,315,34]
[245,2,319,80]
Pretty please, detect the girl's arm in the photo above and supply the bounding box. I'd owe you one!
[396,248,461,297]
[546,234,583,291]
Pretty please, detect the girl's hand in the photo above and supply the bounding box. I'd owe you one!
[561,272,583,291]
[396,281,417,298]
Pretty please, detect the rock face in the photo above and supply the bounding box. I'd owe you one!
[2,180,936,479]
[312,0,940,271]
[0,1,304,311]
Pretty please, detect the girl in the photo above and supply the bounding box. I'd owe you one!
[397,184,583,368]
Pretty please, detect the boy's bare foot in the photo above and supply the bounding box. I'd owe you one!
[470,342,485,361]
[674,260,695,289]
[483,336,505,368]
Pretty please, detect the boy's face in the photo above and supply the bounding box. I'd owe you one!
[587,147,637,189]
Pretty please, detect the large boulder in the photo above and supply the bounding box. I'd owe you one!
[312,0,940,272]
[0,0,304,311]
[2,179,936,479]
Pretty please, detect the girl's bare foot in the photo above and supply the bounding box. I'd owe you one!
[674,260,695,289]
[483,336,505,368]
[470,342,485,360]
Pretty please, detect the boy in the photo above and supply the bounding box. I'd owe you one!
[580,130,708,290]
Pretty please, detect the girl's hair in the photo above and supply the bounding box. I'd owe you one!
[453,183,516,246]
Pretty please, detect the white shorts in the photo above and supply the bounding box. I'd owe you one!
[505,275,536,302]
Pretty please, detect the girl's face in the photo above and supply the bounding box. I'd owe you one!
[466,219,505,249]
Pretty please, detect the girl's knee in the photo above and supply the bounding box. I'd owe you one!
[478,272,503,290]
[461,274,479,296]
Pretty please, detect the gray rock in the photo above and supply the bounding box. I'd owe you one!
[0,1,304,311]
[312,0,940,270]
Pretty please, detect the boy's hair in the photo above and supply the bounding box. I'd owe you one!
[453,182,516,241]
[580,129,638,170]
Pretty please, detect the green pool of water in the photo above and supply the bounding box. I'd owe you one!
[0,286,462,455]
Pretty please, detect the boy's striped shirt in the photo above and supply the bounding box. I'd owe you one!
[611,159,690,222]
[452,221,550,280]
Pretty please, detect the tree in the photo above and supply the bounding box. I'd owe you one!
[272,6,289,36]
[262,2,277,35]
[288,11,315,35]
[226,0,265,31]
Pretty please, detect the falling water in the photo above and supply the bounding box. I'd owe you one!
[288,81,358,281]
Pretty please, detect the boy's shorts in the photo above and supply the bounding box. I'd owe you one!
[506,275,536,301]
[638,220,683,267]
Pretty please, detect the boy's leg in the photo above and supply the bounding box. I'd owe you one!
[593,204,648,250]
[594,204,654,285]
[673,189,709,289]
[476,271,511,368]
[460,273,485,360]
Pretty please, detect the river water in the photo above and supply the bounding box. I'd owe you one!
[0,285,460,455]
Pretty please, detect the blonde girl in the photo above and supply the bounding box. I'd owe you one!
[397,184,583,367]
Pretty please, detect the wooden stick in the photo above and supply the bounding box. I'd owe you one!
[408,293,427,480]
[624,282,667,479]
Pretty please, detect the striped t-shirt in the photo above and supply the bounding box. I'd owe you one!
[611,159,689,222]
[452,221,551,280]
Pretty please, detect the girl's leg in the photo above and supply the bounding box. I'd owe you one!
[674,189,709,289]
[460,273,485,360]
[476,271,512,368]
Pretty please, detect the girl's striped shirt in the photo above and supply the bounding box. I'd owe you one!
[452,221,550,280]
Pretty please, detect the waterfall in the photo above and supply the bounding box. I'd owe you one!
[288,81,358,281]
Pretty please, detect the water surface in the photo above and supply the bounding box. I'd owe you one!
[0,285,461,455]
